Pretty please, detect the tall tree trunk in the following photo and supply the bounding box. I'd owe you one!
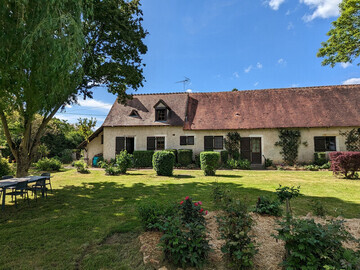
[16,146,32,177]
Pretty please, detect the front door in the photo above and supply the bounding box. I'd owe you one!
[240,137,262,164]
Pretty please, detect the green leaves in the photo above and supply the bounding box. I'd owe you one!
[275,129,301,166]
[318,0,360,67]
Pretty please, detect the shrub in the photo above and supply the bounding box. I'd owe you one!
[35,157,62,171]
[224,132,241,159]
[195,154,200,167]
[166,149,178,163]
[320,161,331,169]
[74,161,90,174]
[211,184,232,206]
[133,150,154,167]
[160,216,210,268]
[254,196,282,217]
[200,151,220,176]
[105,165,122,176]
[59,149,73,164]
[226,158,251,170]
[329,151,360,179]
[220,150,229,165]
[310,200,326,217]
[179,196,207,224]
[0,158,12,177]
[177,149,193,167]
[276,185,301,215]
[137,200,177,231]
[274,217,360,269]
[115,150,133,174]
[304,164,320,171]
[152,151,175,176]
[265,158,273,168]
[218,199,257,269]
[314,152,328,166]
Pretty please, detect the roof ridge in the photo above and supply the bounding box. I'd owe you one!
[132,92,188,96]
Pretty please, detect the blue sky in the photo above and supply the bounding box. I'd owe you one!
[56,0,360,129]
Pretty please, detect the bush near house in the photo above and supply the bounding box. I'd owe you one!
[329,151,360,179]
[105,151,133,175]
[177,149,193,167]
[226,158,251,170]
[35,157,62,171]
[314,152,328,166]
[220,150,229,165]
[0,158,12,177]
[73,161,90,174]
[200,152,220,176]
[133,150,154,167]
[167,149,178,163]
[153,151,175,176]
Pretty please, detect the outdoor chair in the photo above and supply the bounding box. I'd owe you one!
[41,173,52,192]
[1,175,16,200]
[6,181,30,208]
[29,179,47,201]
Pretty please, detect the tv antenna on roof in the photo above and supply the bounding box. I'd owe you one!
[176,77,191,91]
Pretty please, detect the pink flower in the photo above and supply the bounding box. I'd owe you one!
[198,201,202,205]
[185,196,189,200]
[194,202,198,206]
[180,201,184,205]
[205,210,208,215]
[199,208,204,213]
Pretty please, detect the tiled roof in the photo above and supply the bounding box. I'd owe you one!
[103,93,188,127]
[185,84,360,130]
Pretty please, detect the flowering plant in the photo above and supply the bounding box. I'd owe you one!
[179,196,207,224]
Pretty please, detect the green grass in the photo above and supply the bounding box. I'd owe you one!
[0,169,359,269]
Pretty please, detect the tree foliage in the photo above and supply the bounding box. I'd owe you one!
[76,118,97,139]
[340,128,360,151]
[224,132,241,160]
[0,0,147,176]
[275,129,301,166]
[317,0,360,66]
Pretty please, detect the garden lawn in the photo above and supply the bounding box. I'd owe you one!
[0,169,359,269]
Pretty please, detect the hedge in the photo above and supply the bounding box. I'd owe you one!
[329,151,360,179]
[167,149,178,163]
[133,151,154,167]
[220,150,229,164]
[178,149,193,167]
[200,152,220,176]
[152,151,175,176]
[314,152,328,166]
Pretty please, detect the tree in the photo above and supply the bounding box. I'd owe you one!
[224,132,241,159]
[317,0,360,66]
[76,118,97,139]
[0,0,147,176]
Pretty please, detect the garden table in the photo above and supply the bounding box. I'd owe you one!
[0,176,48,211]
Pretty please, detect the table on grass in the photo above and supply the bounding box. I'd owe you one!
[0,176,48,211]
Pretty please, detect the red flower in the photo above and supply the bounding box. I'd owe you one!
[180,201,184,205]
[199,208,204,213]
[198,201,202,205]
[194,202,198,206]
[185,196,189,200]
[205,210,208,215]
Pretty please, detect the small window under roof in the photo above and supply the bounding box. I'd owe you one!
[129,110,140,118]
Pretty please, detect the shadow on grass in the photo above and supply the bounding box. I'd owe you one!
[0,179,359,269]
[173,174,195,179]
[215,174,243,178]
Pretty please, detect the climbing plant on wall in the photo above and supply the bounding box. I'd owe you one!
[275,129,301,165]
[224,132,241,159]
[340,128,360,151]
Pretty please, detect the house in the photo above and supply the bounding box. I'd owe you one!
[79,84,360,165]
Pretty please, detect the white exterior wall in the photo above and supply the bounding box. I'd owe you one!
[84,131,103,165]
[89,126,356,164]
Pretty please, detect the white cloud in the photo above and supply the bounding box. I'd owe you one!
[233,72,240,78]
[244,65,253,73]
[257,62,263,69]
[291,83,299,87]
[269,0,286,10]
[186,89,193,93]
[56,113,106,124]
[343,78,360,85]
[254,82,259,86]
[77,99,112,111]
[301,0,341,21]
[340,62,351,69]
[278,58,287,65]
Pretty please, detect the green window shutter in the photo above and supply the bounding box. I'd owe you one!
[147,137,156,150]
[115,137,125,154]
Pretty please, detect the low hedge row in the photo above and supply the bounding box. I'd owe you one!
[178,149,193,167]
[133,151,154,167]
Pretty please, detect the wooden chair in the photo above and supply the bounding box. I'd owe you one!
[29,179,47,201]
[41,173,52,192]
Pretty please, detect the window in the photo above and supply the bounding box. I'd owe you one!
[314,136,336,152]
[155,108,167,121]
[147,136,165,150]
[129,110,140,118]
[116,137,135,154]
[180,136,195,146]
[204,136,223,150]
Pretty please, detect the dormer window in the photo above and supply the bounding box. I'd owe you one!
[155,108,167,121]
[129,110,140,118]
[154,99,171,122]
